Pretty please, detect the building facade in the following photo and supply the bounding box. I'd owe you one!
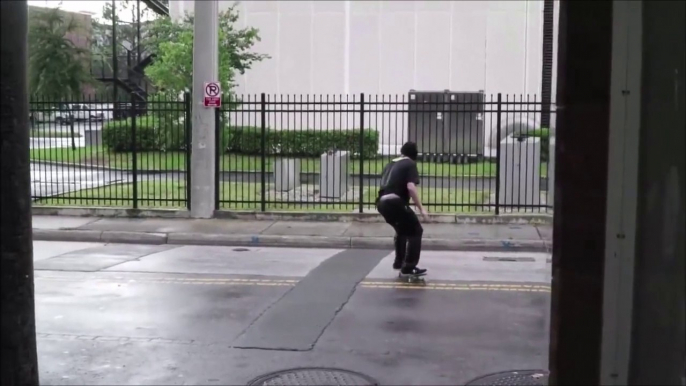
[172,1,558,96]
[171,0,559,151]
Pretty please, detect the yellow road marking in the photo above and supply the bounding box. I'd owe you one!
[360,285,550,293]
[36,277,549,292]
[363,281,548,288]
[360,281,550,293]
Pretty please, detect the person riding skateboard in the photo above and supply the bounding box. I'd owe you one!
[376,142,429,277]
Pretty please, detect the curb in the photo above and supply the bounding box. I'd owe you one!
[33,229,549,253]
[32,206,553,225]
[33,207,191,219]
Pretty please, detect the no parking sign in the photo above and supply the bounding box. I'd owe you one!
[203,82,221,108]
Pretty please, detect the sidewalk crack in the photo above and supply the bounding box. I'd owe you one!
[259,221,278,234]
[229,284,296,346]
[308,277,361,350]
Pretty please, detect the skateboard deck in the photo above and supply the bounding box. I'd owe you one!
[397,272,427,284]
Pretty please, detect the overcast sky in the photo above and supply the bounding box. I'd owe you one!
[27,0,157,23]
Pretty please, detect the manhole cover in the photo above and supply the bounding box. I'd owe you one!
[233,248,250,252]
[465,370,549,386]
[247,368,378,386]
[483,256,536,262]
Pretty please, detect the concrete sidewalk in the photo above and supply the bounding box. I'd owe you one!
[32,215,552,252]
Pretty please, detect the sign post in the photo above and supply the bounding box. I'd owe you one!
[203,82,221,108]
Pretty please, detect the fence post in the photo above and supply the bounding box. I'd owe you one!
[69,115,76,150]
[260,93,267,212]
[131,93,138,209]
[214,106,220,210]
[184,92,192,210]
[494,93,502,215]
[358,93,365,213]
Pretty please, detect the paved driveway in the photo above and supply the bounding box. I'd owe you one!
[31,162,128,199]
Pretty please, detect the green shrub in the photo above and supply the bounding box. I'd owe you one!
[103,115,186,152]
[221,126,379,158]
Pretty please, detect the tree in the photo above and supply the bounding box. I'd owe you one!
[28,6,93,99]
[144,5,268,98]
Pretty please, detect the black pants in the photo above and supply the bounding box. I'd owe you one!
[376,194,423,268]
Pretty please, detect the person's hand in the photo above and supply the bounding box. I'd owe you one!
[420,207,430,222]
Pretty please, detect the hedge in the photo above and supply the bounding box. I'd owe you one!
[102,117,380,158]
[221,126,380,158]
[102,115,186,152]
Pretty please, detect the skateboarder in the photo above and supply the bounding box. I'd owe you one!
[376,142,429,277]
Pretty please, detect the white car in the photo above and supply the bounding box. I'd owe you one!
[55,103,105,124]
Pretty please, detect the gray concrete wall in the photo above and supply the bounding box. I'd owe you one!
[172,1,552,96]
[172,1,558,153]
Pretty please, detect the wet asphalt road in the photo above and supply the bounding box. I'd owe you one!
[33,241,551,385]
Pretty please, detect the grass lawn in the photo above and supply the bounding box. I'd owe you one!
[221,154,507,178]
[29,146,549,178]
[33,180,188,209]
[29,146,187,171]
[30,129,81,138]
[34,181,492,213]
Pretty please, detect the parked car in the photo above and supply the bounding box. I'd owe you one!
[113,102,146,119]
[29,111,57,128]
[55,103,105,124]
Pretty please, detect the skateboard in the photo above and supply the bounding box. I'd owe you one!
[397,272,427,284]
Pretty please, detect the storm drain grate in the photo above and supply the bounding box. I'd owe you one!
[465,370,549,385]
[247,368,378,386]
[483,256,536,262]
[233,248,250,252]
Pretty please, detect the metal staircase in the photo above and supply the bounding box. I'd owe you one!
[141,0,169,16]
[92,0,168,103]
[91,45,155,104]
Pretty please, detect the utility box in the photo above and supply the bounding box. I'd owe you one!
[84,130,102,146]
[274,159,301,192]
[320,151,350,198]
[408,90,485,155]
[498,136,541,207]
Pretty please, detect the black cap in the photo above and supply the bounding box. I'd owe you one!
[400,142,418,160]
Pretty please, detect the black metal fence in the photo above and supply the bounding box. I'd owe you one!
[29,94,190,209]
[217,93,554,214]
[29,92,553,214]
